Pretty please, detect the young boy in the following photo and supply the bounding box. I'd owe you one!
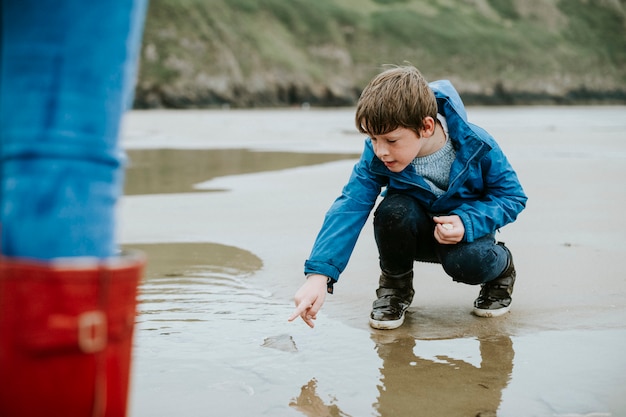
[288,66,527,330]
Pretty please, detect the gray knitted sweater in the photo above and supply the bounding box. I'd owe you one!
[410,116,456,197]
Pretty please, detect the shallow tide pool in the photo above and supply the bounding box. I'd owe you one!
[121,107,626,417]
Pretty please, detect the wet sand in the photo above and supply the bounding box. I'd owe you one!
[120,106,626,416]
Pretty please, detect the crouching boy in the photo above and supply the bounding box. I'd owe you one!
[289,66,527,330]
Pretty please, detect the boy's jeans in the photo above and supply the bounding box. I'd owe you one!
[0,0,147,259]
[373,193,509,285]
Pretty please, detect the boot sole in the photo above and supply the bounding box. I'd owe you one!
[369,314,405,330]
[472,305,511,318]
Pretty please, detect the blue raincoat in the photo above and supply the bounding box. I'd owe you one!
[304,80,527,282]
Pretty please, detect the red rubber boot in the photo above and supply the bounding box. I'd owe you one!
[0,250,145,417]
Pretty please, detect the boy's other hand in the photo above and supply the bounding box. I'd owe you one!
[433,215,464,244]
[288,274,328,328]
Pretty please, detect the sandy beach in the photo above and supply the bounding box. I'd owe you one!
[119,105,626,416]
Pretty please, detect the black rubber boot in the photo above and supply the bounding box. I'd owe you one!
[369,271,414,330]
[473,242,516,317]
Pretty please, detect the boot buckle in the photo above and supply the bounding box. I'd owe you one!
[78,311,107,353]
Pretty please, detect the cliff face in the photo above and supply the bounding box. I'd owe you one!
[135,0,626,108]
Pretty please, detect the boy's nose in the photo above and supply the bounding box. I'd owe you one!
[375,143,389,158]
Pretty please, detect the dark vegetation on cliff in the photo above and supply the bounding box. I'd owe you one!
[135,0,626,108]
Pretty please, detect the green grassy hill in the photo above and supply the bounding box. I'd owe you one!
[135,0,626,107]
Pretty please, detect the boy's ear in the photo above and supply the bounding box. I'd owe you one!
[422,116,436,137]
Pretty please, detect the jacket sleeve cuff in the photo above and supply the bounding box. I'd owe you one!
[304,260,340,293]
[304,260,340,280]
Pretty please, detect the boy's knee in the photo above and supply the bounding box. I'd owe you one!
[442,245,500,285]
[374,194,421,230]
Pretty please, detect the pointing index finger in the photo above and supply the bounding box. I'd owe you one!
[288,300,310,322]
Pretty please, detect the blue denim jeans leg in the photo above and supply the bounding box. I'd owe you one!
[0,0,147,259]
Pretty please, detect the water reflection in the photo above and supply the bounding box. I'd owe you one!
[290,379,351,417]
[288,332,513,417]
[372,333,513,417]
[122,242,265,329]
[124,148,358,195]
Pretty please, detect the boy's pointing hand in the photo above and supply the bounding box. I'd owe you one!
[288,274,328,328]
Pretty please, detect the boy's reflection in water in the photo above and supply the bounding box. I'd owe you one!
[290,334,513,417]
[289,379,350,417]
[373,334,514,417]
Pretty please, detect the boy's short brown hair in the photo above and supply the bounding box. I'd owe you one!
[355,65,438,137]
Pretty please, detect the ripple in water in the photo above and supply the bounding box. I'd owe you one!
[123,242,268,330]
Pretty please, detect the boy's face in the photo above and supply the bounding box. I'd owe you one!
[370,127,425,172]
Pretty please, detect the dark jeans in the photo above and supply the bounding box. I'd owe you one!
[373,193,509,285]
